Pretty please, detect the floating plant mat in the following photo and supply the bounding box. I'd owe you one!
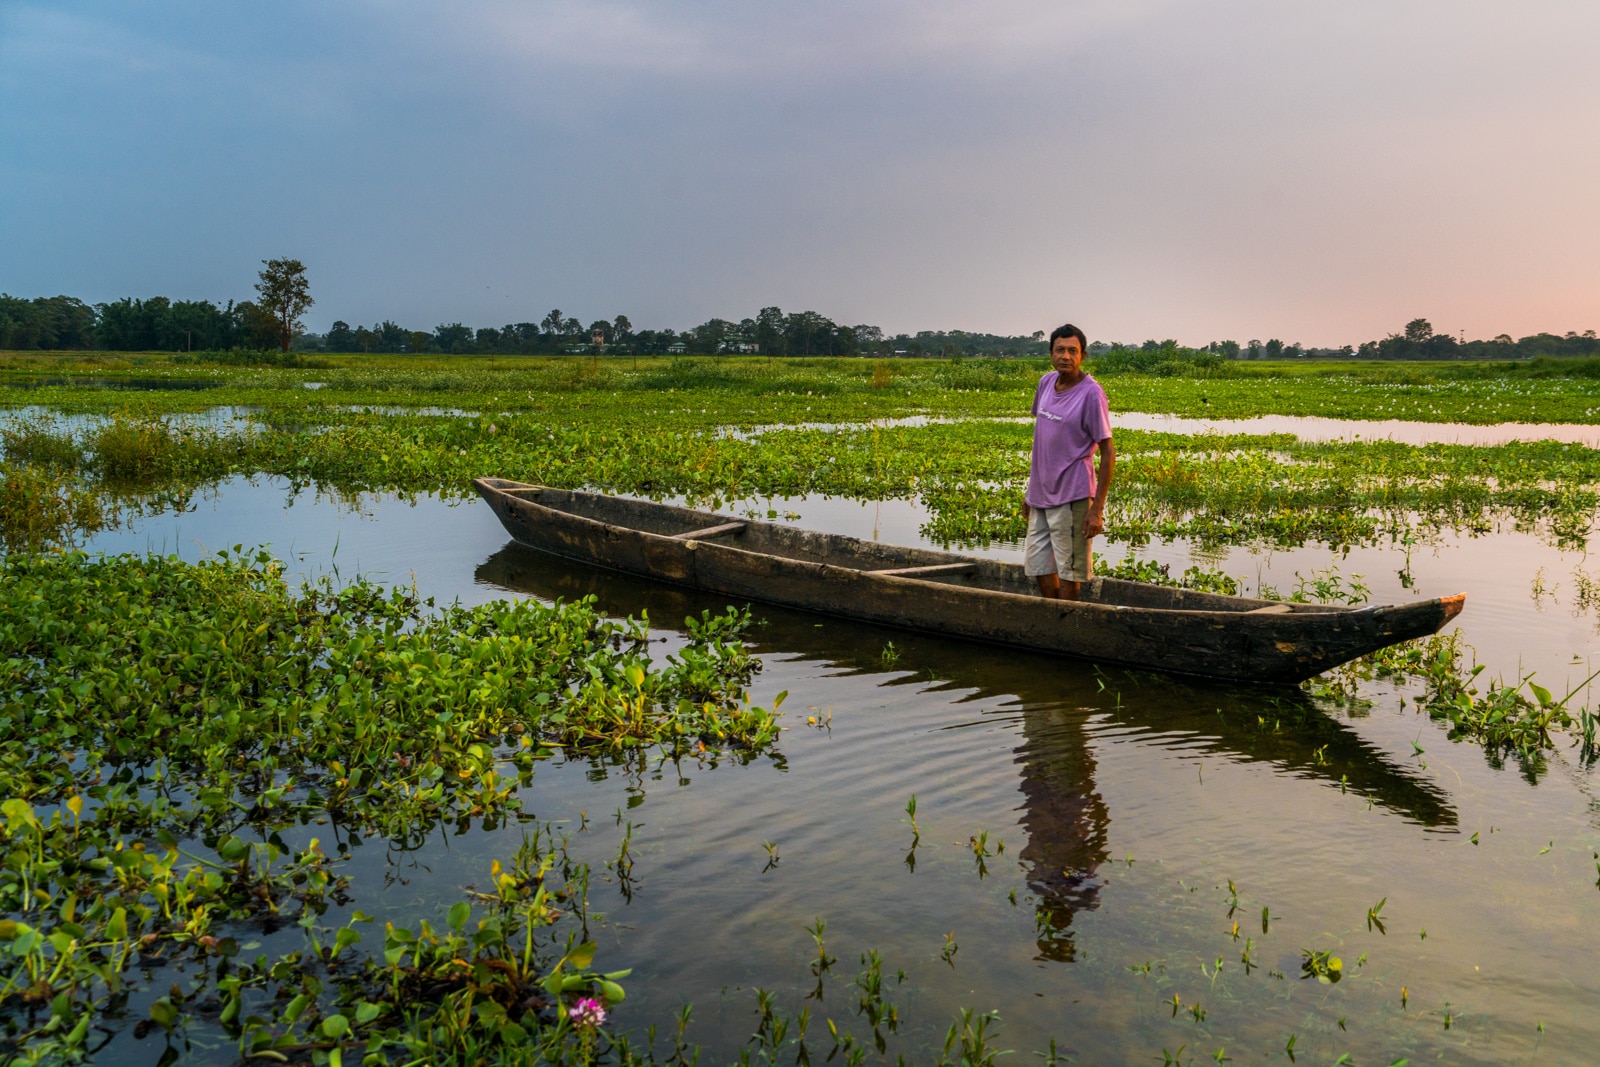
[0,476,1588,1064]
[7,408,1600,557]
[5,352,1600,426]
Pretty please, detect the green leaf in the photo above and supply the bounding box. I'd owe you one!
[332,927,361,956]
[282,993,310,1025]
[567,940,596,969]
[354,1001,383,1025]
[320,1014,350,1039]
[105,907,127,941]
[217,835,248,862]
[446,901,471,931]
[599,979,626,1003]
[1,798,40,833]
[149,997,178,1030]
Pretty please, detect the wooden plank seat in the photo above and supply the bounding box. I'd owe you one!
[868,562,977,578]
[671,521,748,541]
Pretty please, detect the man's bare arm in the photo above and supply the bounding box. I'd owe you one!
[1085,439,1115,539]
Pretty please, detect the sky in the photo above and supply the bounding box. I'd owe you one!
[2,0,1598,347]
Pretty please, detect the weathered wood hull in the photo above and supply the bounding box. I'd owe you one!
[473,478,1465,684]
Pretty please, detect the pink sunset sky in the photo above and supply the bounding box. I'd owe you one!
[2,0,1597,346]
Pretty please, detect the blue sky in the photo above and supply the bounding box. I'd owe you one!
[3,1,1597,345]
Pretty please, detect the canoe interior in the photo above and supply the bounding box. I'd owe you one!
[476,479,1348,618]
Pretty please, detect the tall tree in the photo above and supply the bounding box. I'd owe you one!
[756,306,784,356]
[1404,318,1433,343]
[434,323,474,353]
[326,321,356,352]
[254,259,313,352]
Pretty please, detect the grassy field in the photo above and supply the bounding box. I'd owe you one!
[4,350,1600,423]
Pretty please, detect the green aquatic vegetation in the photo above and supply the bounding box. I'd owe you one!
[147,830,639,1067]
[10,350,1600,426]
[1340,630,1600,760]
[0,550,780,1059]
[0,419,81,470]
[89,416,240,486]
[7,357,1600,555]
[905,427,1599,550]
[1099,555,1241,596]
[0,462,110,550]
[742,961,1012,1067]
[1280,567,1369,606]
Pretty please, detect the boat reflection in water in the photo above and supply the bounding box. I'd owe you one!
[475,540,1456,962]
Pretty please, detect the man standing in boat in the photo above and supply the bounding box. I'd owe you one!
[1024,324,1114,601]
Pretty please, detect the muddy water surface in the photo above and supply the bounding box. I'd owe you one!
[83,479,1600,1065]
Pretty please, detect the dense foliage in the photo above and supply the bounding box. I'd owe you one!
[0,550,779,1062]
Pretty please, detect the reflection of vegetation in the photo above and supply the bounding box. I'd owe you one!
[0,551,779,1061]
[0,462,108,549]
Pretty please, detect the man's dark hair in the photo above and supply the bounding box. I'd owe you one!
[1049,323,1088,352]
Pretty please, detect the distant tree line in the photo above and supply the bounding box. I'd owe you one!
[312,309,1046,358]
[4,289,1597,363]
[0,293,296,353]
[1196,319,1600,362]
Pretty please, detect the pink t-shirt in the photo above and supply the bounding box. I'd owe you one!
[1026,372,1112,508]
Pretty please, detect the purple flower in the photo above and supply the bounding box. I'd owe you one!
[567,996,607,1029]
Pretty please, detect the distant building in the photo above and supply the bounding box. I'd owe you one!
[666,342,688,354]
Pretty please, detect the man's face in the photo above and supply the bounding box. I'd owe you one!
[1051,335,1084,377]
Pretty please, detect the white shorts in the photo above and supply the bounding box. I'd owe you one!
[1024,499,1091,582]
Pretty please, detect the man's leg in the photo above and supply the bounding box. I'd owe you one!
[1025,506,1062,597]
[1054,499,1090,601]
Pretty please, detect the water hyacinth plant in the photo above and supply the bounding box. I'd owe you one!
[0,549,781,1062]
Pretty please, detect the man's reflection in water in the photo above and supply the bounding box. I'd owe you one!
[1012,705,1109,961]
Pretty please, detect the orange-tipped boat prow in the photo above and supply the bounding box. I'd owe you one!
[1438,593,1467,624]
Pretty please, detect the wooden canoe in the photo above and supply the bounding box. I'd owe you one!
[473,478,1465,684]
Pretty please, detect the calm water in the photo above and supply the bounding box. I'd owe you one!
[1113,412,1600,447]
[80,479,1600,1064]
[739,412,1600,448]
